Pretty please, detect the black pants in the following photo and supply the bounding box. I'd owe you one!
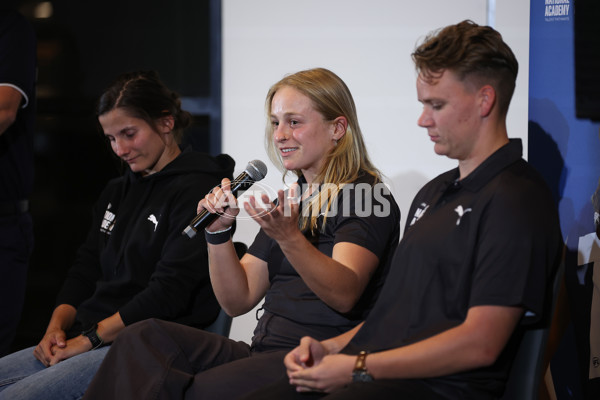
[241,376,447,400]
[83,318,288,400]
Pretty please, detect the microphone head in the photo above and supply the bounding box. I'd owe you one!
[245,160,268,181]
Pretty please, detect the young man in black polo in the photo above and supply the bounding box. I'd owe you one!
[243,20,563,400]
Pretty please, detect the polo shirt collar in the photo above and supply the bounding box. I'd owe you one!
[444,139,523,192]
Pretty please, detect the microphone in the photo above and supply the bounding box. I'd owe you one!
[182,159,268,238]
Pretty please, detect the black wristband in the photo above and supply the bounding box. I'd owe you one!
[204,226,232,245]
[82,324,105,350]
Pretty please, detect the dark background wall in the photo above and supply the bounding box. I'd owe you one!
[5,0,221,351]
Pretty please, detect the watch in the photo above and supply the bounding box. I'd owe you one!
[352,350,374,382]
[81,324,104,350]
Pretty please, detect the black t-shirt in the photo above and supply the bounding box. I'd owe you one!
[0,10,36,202]
[248,172,400,350]
[344,140,563,399]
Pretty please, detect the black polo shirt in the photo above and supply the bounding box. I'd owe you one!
[344,139,563,398]
[0,10,36,202]
[247,172,400,350]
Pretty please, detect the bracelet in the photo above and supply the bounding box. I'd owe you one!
[204,226,232,245]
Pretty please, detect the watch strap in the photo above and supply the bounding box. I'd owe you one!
[82,324,104,350]
[352,351,374,382]
[354,350,369,371]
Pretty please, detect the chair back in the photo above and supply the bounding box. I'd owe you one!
[204,308,233,336]
[501,257,565,400]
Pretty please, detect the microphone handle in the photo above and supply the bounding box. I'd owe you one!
[182,172,255,238]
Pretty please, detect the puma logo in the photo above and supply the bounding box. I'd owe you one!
[148,214,159,231]
[454,205,472,226]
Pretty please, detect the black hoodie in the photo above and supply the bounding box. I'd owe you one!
[56,147,235,336]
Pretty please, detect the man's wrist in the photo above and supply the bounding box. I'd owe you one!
[352,351,374,382]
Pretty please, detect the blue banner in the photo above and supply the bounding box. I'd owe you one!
[529,1,600,398]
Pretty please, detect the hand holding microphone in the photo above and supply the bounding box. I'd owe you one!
[182,160,268,238]
[198,177,239,233]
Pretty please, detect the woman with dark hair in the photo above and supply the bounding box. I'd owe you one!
[0,70,234,399]
[84,67,401,400]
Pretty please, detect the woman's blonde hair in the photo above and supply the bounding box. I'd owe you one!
[264,68,381,231]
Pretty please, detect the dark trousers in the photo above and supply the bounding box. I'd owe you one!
[0,213,33,356]
[241,376,448,400]
[83,318,288,400]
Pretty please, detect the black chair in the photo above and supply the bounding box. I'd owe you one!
[500,256,565,400]
[204,241,248,337]
[204,308,233,336]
